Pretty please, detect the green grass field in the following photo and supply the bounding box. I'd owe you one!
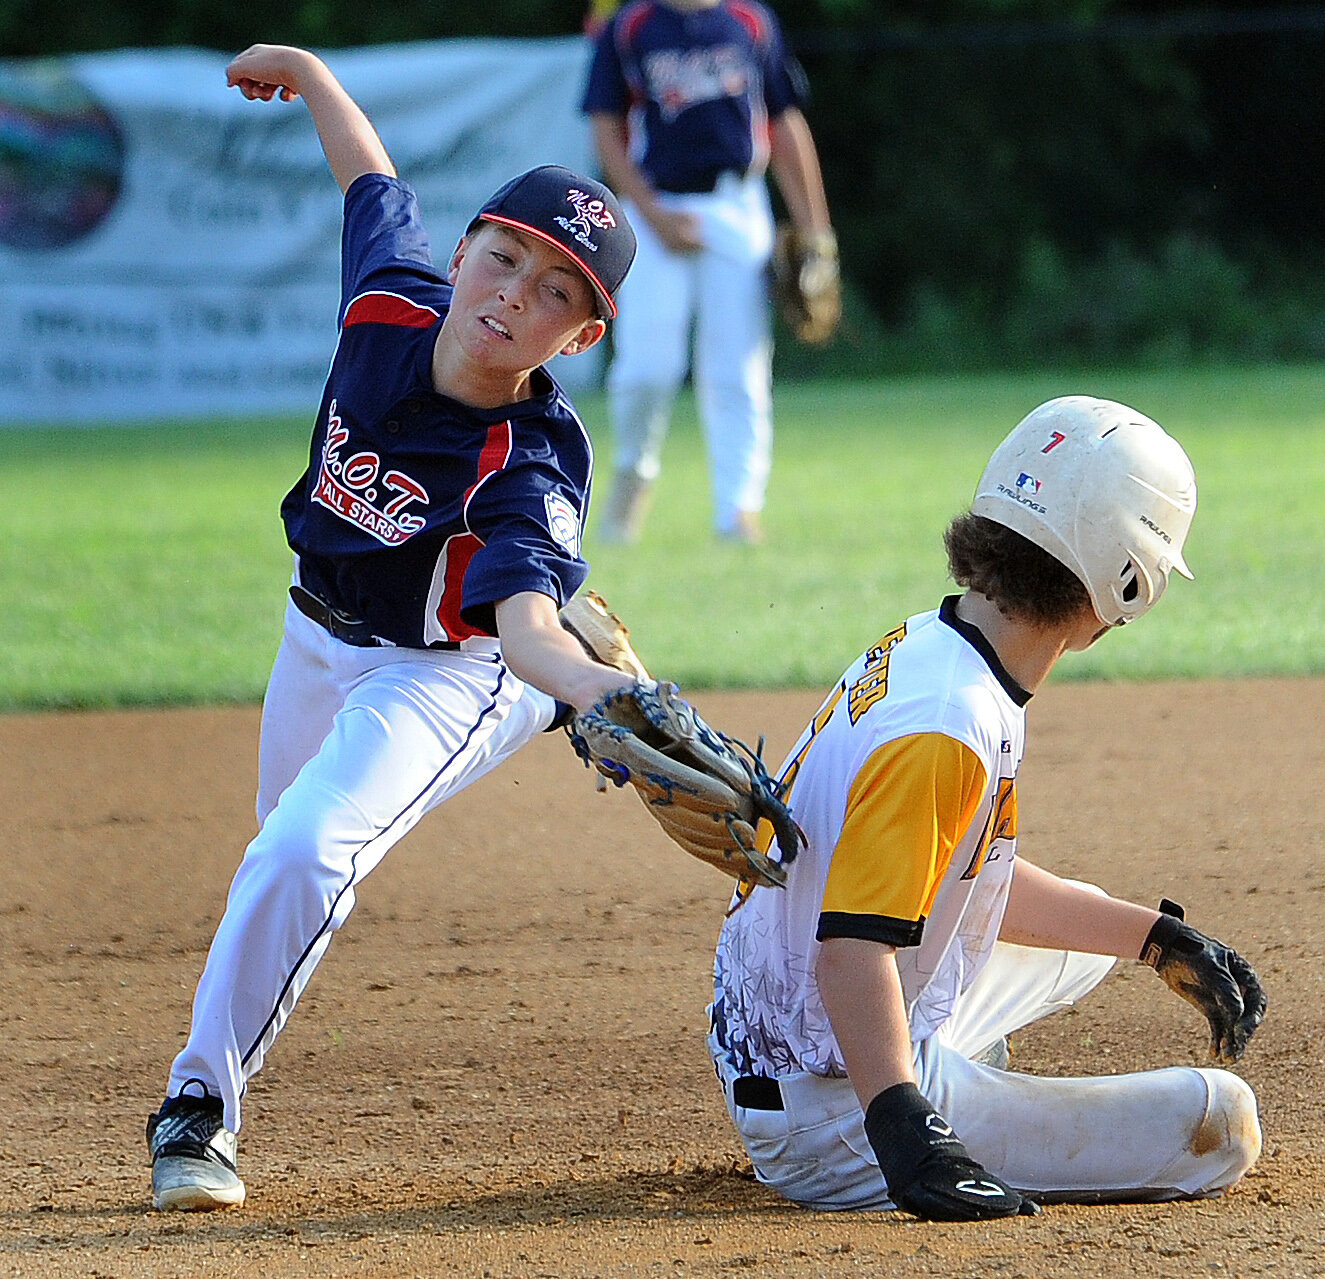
[3,366,1321,710]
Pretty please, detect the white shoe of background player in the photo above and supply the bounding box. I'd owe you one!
[598,469,654,544]
[146,1083,245,1210]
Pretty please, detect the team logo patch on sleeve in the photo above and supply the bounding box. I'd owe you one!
[544,492,582,558]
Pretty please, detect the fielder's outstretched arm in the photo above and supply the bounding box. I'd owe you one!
[495,592,635,713]
[225,44,395,193]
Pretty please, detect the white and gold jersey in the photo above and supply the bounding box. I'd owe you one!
[710,596,1031,1079]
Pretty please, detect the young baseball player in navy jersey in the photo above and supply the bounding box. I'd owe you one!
[582,0,835,543]
[145,44,639,1211]
[709,397,1267,1218]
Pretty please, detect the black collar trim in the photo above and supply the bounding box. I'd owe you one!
[938,595,1032,707]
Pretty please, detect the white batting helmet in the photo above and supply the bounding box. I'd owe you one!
[970,396,1196,626]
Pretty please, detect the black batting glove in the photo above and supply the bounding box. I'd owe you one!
[1140,899,1267,1063]
[864,1082,1038,1222]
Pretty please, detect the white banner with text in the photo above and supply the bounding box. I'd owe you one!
[0,38,598,424]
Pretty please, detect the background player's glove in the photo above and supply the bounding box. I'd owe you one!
[864,1083,1038,1222]
[566,679,803,888]
[1140,898,1267,1063]
[770,225,841,346]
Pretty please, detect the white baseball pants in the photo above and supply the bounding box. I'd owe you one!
[607,174,774,535]
[166,592,555,1133]
[709,941,1260,1208]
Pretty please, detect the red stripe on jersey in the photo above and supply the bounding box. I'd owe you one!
[342,291,440,330]
[464,420,514,503]
[618,0,654,48]
[432,532,484,641]
[728,0,767,44]
[429,420,514,642]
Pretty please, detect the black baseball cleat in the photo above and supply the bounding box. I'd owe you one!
[146,1085,245,1210]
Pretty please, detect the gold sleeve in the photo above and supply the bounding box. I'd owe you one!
[817,733,988,946]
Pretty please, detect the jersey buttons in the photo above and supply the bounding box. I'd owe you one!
[386,401,420,434]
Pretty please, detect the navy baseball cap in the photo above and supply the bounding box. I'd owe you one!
[472,165,635,319]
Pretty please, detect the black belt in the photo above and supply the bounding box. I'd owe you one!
[290,585,382,646]
[290,584,467,650]
[732,1075,784,1111]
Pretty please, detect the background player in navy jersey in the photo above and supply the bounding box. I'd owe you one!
[144,43,640,1211]
[582,0,836,544]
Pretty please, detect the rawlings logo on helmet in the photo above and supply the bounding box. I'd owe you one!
[1139,514,1173,544]
[996,481,1046,515]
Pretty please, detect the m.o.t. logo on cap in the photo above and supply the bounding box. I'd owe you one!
[564,189,617,246]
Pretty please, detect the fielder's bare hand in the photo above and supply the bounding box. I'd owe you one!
[226,44,315,102]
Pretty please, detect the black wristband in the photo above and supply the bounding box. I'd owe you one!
[864,1082,1035,1220]
[863,1082,970,1183]
[1140,911,1184,967]
[1140,897,1197,967]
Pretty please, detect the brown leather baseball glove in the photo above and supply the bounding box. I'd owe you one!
[770,225,841,346]
[559,592,803,888]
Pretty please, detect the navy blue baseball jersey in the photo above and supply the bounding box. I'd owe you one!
[581,0,807,195]
[281,174,592,649]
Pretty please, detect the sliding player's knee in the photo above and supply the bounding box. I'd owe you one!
[1197,1069,1261,1192]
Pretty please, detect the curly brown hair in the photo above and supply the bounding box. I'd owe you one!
[944,513,1091,626]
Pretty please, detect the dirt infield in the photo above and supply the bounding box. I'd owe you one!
[2,679,1323,1278]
